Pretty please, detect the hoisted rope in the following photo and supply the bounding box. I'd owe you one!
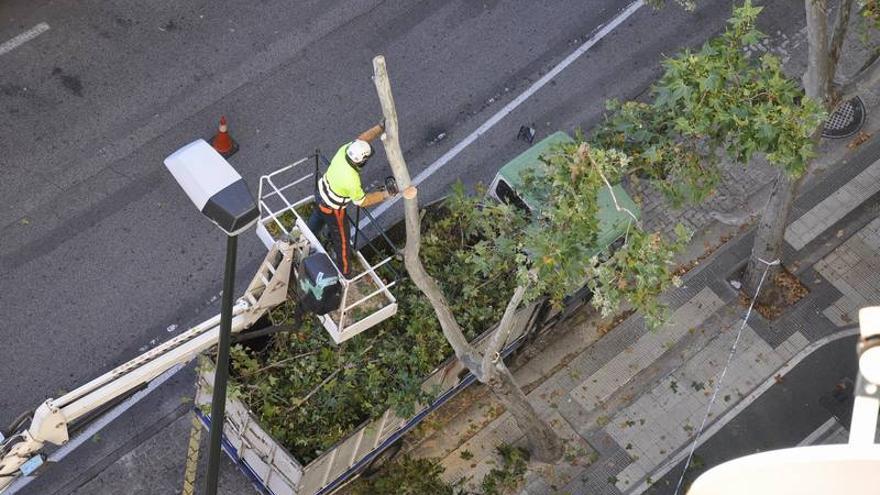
[673,257,780,495]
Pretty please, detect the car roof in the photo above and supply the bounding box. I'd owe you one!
[493,131,640,253]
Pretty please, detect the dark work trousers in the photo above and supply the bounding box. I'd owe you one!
[307,203,353,277]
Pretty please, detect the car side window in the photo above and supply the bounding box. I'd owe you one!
[494,179,531,215]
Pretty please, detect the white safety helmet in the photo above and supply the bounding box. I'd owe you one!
[346,139,373,166]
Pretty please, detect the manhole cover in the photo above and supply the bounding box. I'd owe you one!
[822,96,866,139]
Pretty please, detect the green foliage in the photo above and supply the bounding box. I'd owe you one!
[480,444,530,495]
[421,183,529,303]
[595,0,824,198]
[348,456,455,495]
[347,445,528,495]
[234,133,695,464]
[518,137,688,328]
[861,1,880,30]
[232,169,686,462]
[588,224,690,329]
[592,99,718,207]
[520,141,618,301]
[230,186,524,463]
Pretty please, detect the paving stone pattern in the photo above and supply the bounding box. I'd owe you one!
[786,158,880,250]
[629,159,777,239]
[629,28,805,241]
[817,216,880,327]
[569,289,724,414]
[609,328,808,492]
[426,220,842,494]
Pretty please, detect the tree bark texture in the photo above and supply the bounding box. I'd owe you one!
[828,0,855,89]
[818,0,880,105]
[743,0,846,296]
[480,283,528,376]
[371,55,563,463]
[488,361,564,463]
[804,0,834,106]
[742,169,803,299]
[370,56,483,376]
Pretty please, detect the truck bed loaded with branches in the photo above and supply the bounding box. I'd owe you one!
[193,131,657,495]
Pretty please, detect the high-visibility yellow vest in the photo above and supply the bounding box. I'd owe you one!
[317,143,366,209]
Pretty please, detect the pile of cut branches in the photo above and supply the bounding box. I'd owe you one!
[230,185,526,462]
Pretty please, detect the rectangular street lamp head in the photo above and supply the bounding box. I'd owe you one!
[164,139,259,236]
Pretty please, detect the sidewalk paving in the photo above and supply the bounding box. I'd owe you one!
[645,332,860,494]
[405,21,880,495]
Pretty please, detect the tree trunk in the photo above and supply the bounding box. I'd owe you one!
[742,169,802,299]
[370,55,484,376]
[803,0,834,106]
[487,361,564,463]
[827,0,855,87]
[742,0,841,296]
[371,55,563,463]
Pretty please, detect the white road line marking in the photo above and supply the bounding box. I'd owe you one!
[363,0,645,228]
[0,22,50,57]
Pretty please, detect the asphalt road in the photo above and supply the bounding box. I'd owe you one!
[0,0,810,492]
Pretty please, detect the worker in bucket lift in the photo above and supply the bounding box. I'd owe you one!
[308,121,393,277]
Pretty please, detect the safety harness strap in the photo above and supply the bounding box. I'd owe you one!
[318,175,349,210]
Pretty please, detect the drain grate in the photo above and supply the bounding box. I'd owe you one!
[822,96,866,139]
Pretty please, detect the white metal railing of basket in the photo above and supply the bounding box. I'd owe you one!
[256,156,399,343]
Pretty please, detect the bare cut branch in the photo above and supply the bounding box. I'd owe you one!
[371,55,484,379]
[371,56,414,191]
[480,283,528,375]
[238,350,320,378]
[829,0,856,77]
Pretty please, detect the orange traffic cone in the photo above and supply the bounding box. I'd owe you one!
[210,116,238,158]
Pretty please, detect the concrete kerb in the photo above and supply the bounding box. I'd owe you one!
[627,327,860,495]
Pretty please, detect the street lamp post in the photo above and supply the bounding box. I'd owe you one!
[163,139,259,495]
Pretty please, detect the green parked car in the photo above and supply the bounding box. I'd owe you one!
[488,130,640,259]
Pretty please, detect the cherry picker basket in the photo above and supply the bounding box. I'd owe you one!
[255,153,399,343]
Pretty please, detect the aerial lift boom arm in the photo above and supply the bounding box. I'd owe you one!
[0,240,298,493]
